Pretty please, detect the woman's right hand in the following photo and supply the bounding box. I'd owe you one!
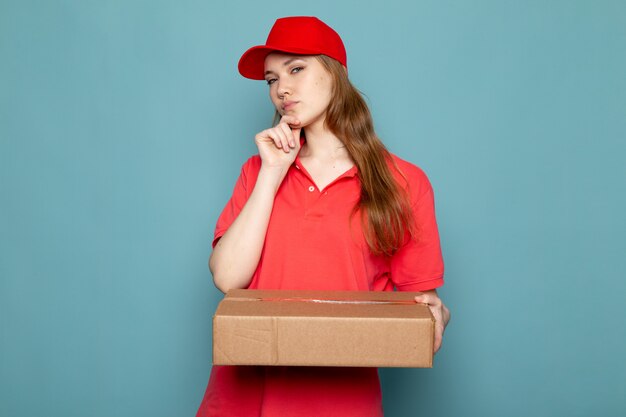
[255,115,301,169]
[210,115,302,293]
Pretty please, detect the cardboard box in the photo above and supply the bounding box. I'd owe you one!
[213,289,434,368]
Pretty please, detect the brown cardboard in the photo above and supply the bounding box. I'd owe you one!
[213,289,434,368]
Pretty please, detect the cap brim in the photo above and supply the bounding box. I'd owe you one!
[238,45,325,80]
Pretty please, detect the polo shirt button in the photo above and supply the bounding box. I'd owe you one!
[308,186,315,192]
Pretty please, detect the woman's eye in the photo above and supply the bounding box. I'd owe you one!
[266,78,277,85]
[291,66,303,74]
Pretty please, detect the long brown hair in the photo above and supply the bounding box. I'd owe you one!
[315,55,415,256]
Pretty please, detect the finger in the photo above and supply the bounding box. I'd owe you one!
[428,305,444,353]
[256,129,281,149]
[414,294,441,307]
[280,115,301,128]
[276,126,293,153]
[443,304,451,327]
[414,294,445,353]
[278,116,301,148]
[269,127,289,151]
[278,123,296,149]
[291,126,302,147]
[434,322,444,353]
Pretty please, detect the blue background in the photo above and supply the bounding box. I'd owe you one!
[1,1,625,416]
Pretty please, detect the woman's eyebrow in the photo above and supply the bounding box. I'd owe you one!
[265,58,305,76]
[282,57,304,66]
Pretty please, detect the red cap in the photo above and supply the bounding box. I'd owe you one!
[238,16,347,80]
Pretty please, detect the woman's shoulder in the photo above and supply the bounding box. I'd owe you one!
[242,154,262,169]
[228,155,262,192]
[388,153,434,197]
[238,154,262,176]
[386,153,437,207]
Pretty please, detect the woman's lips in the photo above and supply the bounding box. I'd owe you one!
[282,101,298,111]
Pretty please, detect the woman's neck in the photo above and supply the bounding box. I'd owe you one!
[298,122,355,191]
[301,123,350,161]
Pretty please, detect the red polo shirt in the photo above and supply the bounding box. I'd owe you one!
[197,153,444,417]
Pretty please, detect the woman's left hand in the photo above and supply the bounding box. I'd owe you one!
[414,290,450,354]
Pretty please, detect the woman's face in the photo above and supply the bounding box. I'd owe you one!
[264,53,334,128]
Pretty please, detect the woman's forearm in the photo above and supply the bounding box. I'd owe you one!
[209,165,287,293]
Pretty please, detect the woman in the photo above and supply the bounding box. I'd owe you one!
[197,16,450,417]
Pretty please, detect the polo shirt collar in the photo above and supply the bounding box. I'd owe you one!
[293,155,358,180]
[293,137,358,179]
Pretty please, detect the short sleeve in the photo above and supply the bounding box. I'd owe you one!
[390,160,444,292]
[212,156,261,248]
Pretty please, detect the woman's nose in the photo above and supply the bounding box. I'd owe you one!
[277,80,291,97]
